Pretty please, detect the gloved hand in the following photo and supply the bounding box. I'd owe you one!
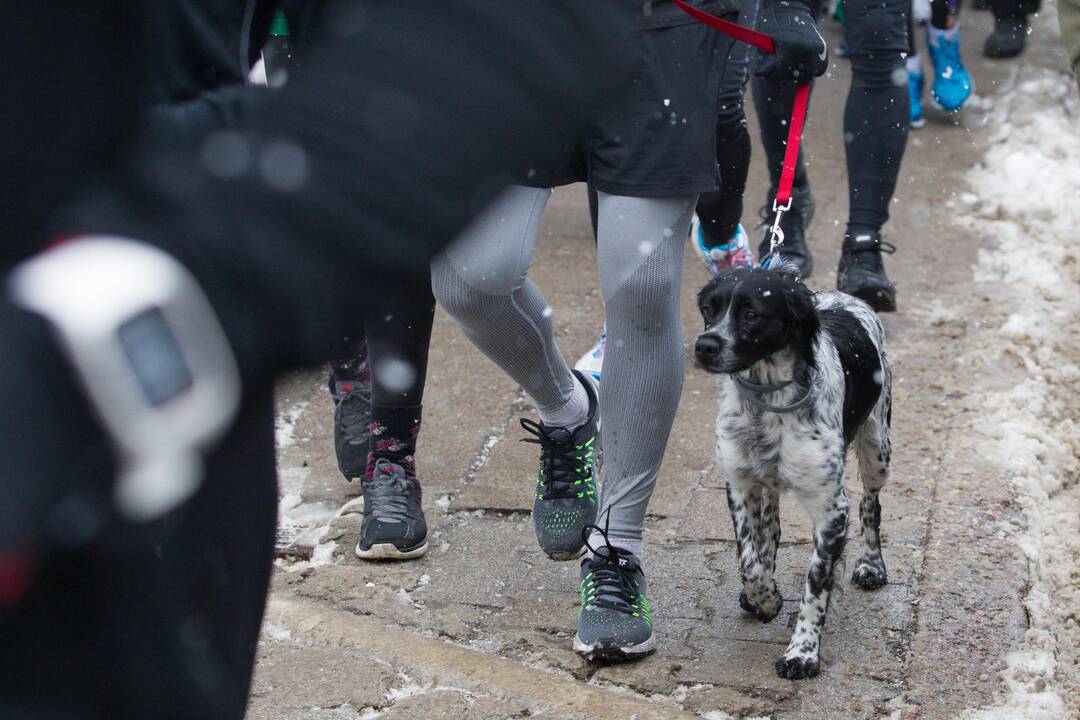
[756,0,828,81]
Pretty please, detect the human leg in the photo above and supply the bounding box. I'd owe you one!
[693,0,758,272]
[432,185,600,559]
[836,0,910,311]
[573,191,694,662]
[925,0,973,111]
[351,269,436,560]
[588,191,695,556]
[986,0,1039,57]
[750,75,816,274]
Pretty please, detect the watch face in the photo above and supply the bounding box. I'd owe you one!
[117,307,194,407]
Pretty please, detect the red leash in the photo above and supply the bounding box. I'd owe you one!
[673,0,812,258]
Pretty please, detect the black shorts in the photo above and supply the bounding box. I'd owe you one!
[528,4,739,198]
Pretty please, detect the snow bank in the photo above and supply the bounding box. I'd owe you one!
[956,48,1080,720]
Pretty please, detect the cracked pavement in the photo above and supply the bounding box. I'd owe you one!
[250,14,1069,720]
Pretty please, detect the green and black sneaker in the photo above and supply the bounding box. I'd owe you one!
[520,370,600,560]
[573,532,655,662]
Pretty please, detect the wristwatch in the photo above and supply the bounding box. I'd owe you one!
[9,236,241,521]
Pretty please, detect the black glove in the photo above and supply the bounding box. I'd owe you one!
[756,0,828,81]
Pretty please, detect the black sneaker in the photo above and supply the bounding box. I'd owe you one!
[334,387,371,480]
[520,370,600,561]
[837,231,898,312]
[573,533,655,662]
[355,459,428,560]
[984,16,1027,59]
[758,184,816,277]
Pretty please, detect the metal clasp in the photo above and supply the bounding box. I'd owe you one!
[766,197,792,259]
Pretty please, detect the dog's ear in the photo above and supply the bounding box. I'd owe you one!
[782,279,820,367]
[697,277,720,327]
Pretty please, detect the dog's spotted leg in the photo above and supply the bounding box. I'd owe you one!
[852,377,892,590]
[727,478,783,622]
[776,484,849,679]
[759,486,782,578]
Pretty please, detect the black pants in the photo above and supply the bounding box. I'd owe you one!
[991,0,1039,19]
[754,0,910,237]
[362,272,436,408]
[694,0,759,246]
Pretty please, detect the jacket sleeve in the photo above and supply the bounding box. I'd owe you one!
[1,0,635,550]
[56,0,636,385]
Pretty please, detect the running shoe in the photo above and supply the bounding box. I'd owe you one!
[836,231,898,312]
[333,386,371,480]
[330,344,371,480]
[692,219,754,275]
[573,530,655,662]
[574,325,605,382]
[926,28,972,112]
[758,185,815,277]
[521,370,600,560]
[909,69,927,128]
[355,459,428,560]
[984,16,1027,58]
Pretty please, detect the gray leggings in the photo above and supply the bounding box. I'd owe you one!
[432,185,695,546]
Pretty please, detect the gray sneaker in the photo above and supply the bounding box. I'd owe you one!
[355,459,428,560]
[573,541,655,662]
[520,370,600,560]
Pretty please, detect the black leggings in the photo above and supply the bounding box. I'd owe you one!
[694,0,759,246]
[337,270,435,407]
[364,270,435,407]
[754,0,910,237]
[930,0,959,28]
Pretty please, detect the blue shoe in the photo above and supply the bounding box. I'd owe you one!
[692,220,754,276]
[574,324,605,381]
[927,29,973,112]
[908,70,926,129]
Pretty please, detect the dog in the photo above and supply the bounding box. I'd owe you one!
[693,264,892,680]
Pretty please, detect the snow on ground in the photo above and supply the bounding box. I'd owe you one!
[275,399,309,452]
[956,48,1080,720]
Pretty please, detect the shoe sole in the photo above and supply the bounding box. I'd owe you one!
[849,286,898,313]
[545,546,587,562]
[572,634,656,663]
[911,116,927,129]
[355,541,429,561]
[928,77,975,114]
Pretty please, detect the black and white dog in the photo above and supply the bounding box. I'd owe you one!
[694,265,892,680]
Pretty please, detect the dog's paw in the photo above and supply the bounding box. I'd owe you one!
[775,654,821,679]
[851,558,888,590]
[739,587,783,623]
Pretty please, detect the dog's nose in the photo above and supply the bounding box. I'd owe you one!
[695,334,722,360]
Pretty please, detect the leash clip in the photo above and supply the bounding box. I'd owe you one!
[767,197,792,259]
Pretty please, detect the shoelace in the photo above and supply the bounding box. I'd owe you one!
[850,240,897,261]
[337,387,372,436]
[520,418,591,500]
[363,459,414,523]
[580,517,645,615]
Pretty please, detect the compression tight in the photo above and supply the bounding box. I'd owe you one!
[432,186,694,552]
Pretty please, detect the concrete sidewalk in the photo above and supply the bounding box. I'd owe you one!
[252,13,1070,720]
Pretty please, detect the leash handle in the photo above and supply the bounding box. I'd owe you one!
[673,0,812,263]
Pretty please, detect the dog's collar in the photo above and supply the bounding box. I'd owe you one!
[732,370,817,414]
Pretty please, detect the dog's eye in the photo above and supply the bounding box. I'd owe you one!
[743,309,760,322]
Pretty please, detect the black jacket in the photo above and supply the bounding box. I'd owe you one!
[0,2,634,718]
